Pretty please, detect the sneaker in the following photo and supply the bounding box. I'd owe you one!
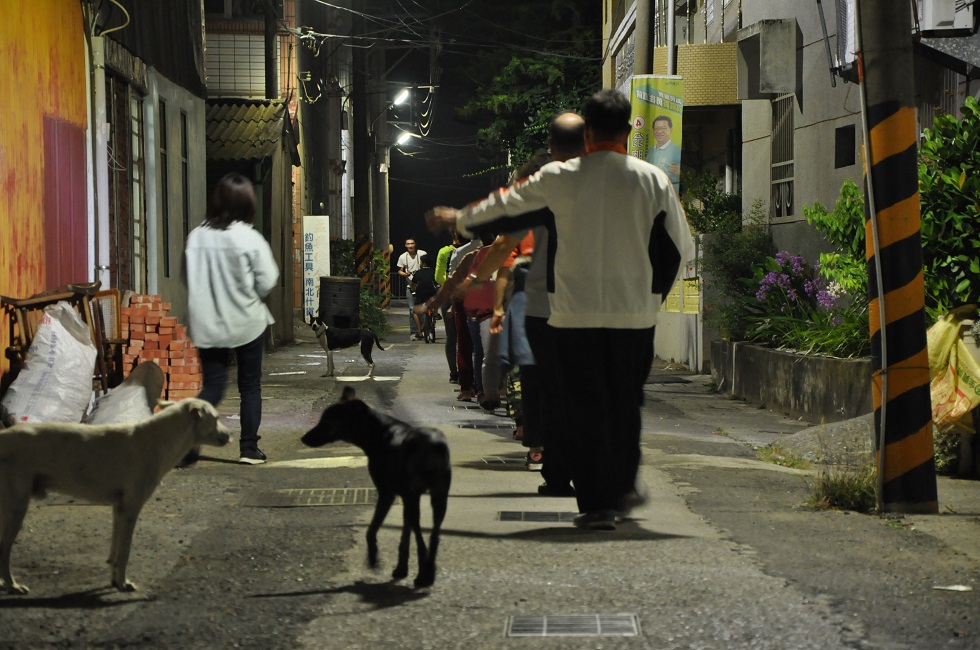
[573,510,617,531]
[537,482,575,497]
[525,449,543,471]
[456,390,476,402]
[238,448,267,465]
[480,398,502,412]
[449,374,459,384]
[615,482,649,517]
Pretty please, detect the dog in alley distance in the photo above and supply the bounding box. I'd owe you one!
[0,399,231,595]
[302,386,451,588]
[306,313,387,377]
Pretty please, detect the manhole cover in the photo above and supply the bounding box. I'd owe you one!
[241,487,379,507]
[506,614,640,637]
[498,511,578,523]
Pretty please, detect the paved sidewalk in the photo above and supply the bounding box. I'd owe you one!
[289,310,979,649]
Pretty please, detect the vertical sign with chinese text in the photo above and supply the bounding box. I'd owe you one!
[302,215,331,319]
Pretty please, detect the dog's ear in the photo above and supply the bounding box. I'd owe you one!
[340,386,357,402]
[157,399,177,410]
[187,400,214,420]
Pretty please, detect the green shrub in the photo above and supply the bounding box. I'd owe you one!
[919,95,980,322]
[682,172,743,235]
[803,178,868,297]
[699,200,774,340]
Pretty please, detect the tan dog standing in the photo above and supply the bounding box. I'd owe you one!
[0,398,231,594]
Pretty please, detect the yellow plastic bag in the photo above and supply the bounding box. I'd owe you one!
[928,306,980,430]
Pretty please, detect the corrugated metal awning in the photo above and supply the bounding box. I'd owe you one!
[206,99,287,161]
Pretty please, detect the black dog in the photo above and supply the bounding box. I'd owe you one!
[307,314,387,377]
[301,387,451,588]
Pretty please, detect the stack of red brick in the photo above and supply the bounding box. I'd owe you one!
[120,294,202,400]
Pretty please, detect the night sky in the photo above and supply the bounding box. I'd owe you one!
[385,57,502,270]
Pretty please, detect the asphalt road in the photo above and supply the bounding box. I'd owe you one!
[0,311,977,649]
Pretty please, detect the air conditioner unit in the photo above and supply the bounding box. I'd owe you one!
[918,0,973,35]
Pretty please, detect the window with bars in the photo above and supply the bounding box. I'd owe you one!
[205,33,280,98]
[106,75,147,293]
[130,94,146,292]
[771,94,795,219]
[706,0,715,25]
[160,100,171,277]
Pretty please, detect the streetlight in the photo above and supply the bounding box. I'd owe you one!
[395,131,415,146]
[370,87,411,135]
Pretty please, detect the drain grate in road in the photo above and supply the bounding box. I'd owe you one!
[481,456,527,465]
[241,487,379,507]
[506,614,640,638]
[498,511,579,523]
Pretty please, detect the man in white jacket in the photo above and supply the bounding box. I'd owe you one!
[426,89,695,530]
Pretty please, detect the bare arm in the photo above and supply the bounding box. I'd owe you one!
[489,266,512,335]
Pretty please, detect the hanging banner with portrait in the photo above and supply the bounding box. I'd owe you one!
[626,75,684,193]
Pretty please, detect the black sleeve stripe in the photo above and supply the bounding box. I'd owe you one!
[649,210,682,301]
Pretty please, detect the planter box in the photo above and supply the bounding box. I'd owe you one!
[710,340,873,423]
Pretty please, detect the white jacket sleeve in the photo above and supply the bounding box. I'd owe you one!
[251,235,280,299]
[456,166,557,238]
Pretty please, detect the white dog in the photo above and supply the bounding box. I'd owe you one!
[0,398,231,594]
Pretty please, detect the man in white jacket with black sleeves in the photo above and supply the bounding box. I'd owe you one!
[425,89,695,530]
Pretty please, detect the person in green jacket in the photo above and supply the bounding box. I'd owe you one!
[434,230,461,382]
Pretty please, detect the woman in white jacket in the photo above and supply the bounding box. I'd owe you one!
[183,173,280,465]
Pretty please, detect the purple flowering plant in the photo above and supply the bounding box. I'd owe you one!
[753,252,835,317]
[747,251,868,357]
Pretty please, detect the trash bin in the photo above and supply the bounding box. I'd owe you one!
[319,277,360,329]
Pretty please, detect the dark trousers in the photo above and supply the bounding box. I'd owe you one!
[551,326,654,513]
[453,300,474,392]
[525,316,572,487]
[518,364,545,448]
[466,317,485,394]
[441,302,457,379]
[198,333,265,450]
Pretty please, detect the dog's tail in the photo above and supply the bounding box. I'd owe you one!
[373,333,387,351]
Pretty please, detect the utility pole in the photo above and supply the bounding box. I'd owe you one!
[856,0,938,513]
[263,0,279,100]
[633,0,652,75]
[352,13,373,288]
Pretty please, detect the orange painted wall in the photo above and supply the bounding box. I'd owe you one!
[0,0,88,382]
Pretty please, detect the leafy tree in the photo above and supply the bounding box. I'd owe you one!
[802,94,980,327]
[919,95,980,321]
[435,0,602,164]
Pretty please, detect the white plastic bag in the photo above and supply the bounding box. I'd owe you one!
[1,301,98,423]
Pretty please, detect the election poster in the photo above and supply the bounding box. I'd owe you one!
[627,75,684,192]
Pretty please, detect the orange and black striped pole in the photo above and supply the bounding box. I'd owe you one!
[857,1,937,513]
[355,235,374,290]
